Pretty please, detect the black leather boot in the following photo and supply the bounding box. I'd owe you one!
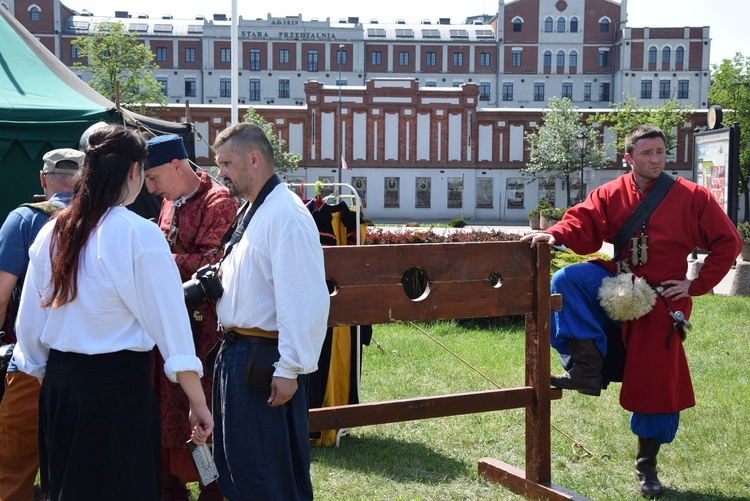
[635,437,664,498]
[550,338,603,396]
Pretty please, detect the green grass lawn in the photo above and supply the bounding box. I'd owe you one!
[305,294,750,500]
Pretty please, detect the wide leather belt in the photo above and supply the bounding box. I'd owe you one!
[223,327,279,342]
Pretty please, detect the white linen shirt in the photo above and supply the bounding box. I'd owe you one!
[13,206,202,382]
[217,184,329,380]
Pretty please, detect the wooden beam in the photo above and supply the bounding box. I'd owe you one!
[478,457,593,501]
[324,242,539,326]
[524,244,553,484]
[309,387,562,432]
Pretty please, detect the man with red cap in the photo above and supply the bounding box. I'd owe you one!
[144,134,237,500]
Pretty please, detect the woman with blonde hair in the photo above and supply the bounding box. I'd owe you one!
[13,125,213,500]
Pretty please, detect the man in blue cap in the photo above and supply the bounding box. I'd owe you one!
[144,134,237,500]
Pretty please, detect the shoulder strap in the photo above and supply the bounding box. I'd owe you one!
[219,174,281,264]
[612,173,676,260]
[19,201,62,217]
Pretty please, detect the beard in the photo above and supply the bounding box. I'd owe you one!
[223,178,240,198]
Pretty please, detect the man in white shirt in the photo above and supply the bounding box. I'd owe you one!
[212,123,329,499]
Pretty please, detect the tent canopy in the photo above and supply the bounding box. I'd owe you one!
[0,7,113,164]
[0,7,194,218]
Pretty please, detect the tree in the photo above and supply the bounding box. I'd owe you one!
[243,108,301,174]
[588,97,692,156]
[708,53,750,222]
[523,97,609,207]
[72,22,166,108]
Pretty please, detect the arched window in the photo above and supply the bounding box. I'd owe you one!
[557,17,565,32]
[599,17,610,32]
[648,47,657,64]
[544,17,553,33]
[512,17,523,32]
[543,50,552,68]
[29,5,40,22]
[662,47,671,64]
[569,50,578,68]
[675,46,685,64]
[570,17,578,33]
[557,50,565,67]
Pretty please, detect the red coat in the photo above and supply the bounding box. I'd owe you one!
[547,173,741,413]
[153,171,238,449]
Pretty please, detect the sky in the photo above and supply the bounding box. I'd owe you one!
[63,0,749,67]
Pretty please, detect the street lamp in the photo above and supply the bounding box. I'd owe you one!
[575,130,588,203]
[337,44,344,191]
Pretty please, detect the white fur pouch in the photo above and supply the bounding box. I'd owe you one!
[598,273,657,321]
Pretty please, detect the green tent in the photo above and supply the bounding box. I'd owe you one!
[0,7,195,219]
[0,7,115,217]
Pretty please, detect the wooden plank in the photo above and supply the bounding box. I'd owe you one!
[323,241,535,286]
[478,458,593,501]
[327,279,534,326]
[525,244,553,484]
[311,388,545,432]
[309,388,563,432]
[322,242,562,326]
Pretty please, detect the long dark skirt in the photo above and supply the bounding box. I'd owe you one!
[39,349,161,501]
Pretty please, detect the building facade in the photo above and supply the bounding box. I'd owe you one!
[154,80,705,222]
[3,0,712,221]
[3,0,712,110]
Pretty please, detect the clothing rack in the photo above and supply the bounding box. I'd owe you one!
[287,182,363,248]
[287,182,364,446]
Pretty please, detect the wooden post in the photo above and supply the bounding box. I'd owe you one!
[312,242,587,500]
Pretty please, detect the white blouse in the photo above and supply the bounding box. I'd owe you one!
[14,206,202,382]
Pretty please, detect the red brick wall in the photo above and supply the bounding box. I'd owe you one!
[213,41,230,69]
[630,41,644,70]
[178,40,202,69]
[242,41,267,71]
[272,42,297,71]
[151,41,173,69]
[15,0,54,33]
[504,0,538,44]
[473,45,497,74]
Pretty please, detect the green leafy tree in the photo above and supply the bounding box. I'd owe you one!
[708,53,750,221]
[243,108,301,174]
[523,97,608,206]
[588,97,692,155]
[72,22,166,108]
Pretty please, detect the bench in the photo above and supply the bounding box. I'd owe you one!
[309,240,588,501]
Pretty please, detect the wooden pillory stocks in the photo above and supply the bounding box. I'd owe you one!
[309,241,590,500]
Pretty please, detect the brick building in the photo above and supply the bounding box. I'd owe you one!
[3,0,711,109]
[2,0,711,221]
[154,79,705,222]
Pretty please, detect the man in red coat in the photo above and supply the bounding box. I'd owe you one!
[522,124,741,497]
[145,135,238,500]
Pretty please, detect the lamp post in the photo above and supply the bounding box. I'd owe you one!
[337,44,344,190]
[576,130,588,203]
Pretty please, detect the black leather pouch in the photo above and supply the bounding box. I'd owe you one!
[244,338,279,392]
